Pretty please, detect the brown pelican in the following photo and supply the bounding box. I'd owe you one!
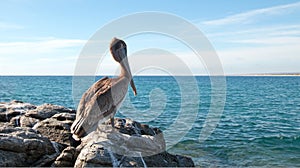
[71,37,137,141]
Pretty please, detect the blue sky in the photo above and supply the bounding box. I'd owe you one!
[0,0,300,75]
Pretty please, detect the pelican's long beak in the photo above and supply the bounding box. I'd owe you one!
[130,78,137,96]
[122,57,137,96]
[126,60,137,96]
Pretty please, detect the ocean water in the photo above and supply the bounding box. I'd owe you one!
[0,76,299,167]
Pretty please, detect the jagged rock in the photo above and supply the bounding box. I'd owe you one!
[31,152,61,167]
[0,121,12,128]
[80,118,166,156]
[52,146,77,167]
[52,112,76,121]
[143,151,195,167]
[20,115,40,127]
[0,126,57,167]
[74,143,117,167]
[74,118,194,167]
[176,154,195,167]
[113,118,162,136]
[33,113,75,146]
[0,101,36,122]
[0,106,6,112]
[26,103,75,120]
[9,116,21,127]
[0,101,195,167]
[0,109,19,122]
[75,141,157,167]
[75,141,194,167]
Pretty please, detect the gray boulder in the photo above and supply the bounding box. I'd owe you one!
[0,101,195,167]
[33,112,75,146]
[52,146,77,167]
[20,115,40,127]
[26,103,75,120]
[0,100,36,122]
[74,118,194,167]
[0,126,58,167]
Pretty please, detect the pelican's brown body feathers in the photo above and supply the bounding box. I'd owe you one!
[71,76,130,139]
[70,37,137,141]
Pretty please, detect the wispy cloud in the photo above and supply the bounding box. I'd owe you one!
[0,38,86,54]
[196,0,300,75]
[218,43,300,74]
[0,21,23,30]
[228,36,300,45]
[0,37,86,75]
[206,24,300,37]
[202,2,300,25]
[205,24,300,47]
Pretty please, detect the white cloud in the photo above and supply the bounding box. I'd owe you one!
[200,22,300,74]
[0,38,85,55]
[202,2,300,25]
[218,43,300,74]
[228,36,300,45]
[0,38,86,75]
[206,24,300,38]
[0,21,23,30]
[202,22,300,52]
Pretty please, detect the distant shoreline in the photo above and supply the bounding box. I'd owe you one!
[229,73,300,77]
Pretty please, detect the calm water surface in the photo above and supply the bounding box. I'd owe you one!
[0,76,299,167]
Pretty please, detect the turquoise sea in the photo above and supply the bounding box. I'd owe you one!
[0,76,299,167]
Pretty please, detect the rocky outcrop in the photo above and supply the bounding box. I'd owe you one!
[26,103,75,120]
[0,100,35,122]
[0,100,194,167]
[54,120,194,167]
[53,146,77,167]
[0,127,58,166]
[33,112,75,146]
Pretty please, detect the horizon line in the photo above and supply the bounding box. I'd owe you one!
[1,72,300,77]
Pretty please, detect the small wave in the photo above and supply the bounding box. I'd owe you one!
[248,135,299,143]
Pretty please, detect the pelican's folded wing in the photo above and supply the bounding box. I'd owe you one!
[71,76,113,138]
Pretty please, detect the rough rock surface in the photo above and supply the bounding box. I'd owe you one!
[0,100,195,167]
[33,112,75,146]
[19,115,40,127]
[66,118,194,167]
[26,103,75,120]
[0,100,36,122]
[0,126,58,166]
[53,146,77,167]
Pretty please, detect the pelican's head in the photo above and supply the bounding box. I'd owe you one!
[110,37,137,96]
[110,37,127,63]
